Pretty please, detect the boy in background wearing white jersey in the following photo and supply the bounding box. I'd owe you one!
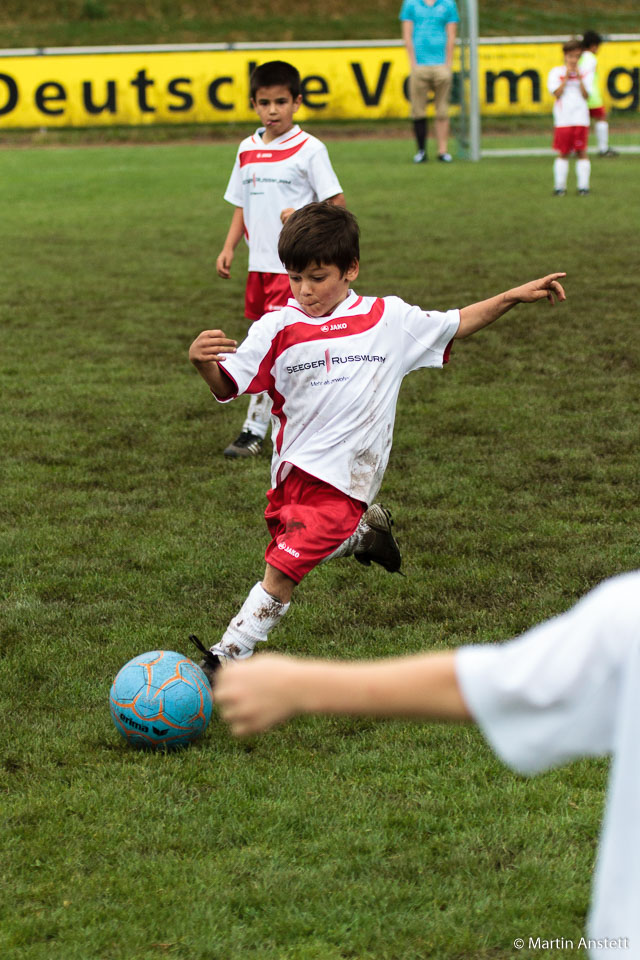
[580,31,618,158]
[189,203,566,674]
[216,61,345,460]
[548,39,594,196]
[216,570,640,960]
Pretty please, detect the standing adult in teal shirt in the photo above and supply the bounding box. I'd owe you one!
[400,0,459,163]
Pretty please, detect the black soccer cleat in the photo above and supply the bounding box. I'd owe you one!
[354,503,403,575]
[223,430,263,459]
[189,634,222,687]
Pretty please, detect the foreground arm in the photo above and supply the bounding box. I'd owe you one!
[216,207,245,279]
[189,330,237,398]
[215,651,471,736]
[455,273,566,339]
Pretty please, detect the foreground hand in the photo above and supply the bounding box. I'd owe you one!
[189,329,237,365]
[216,654,303,736]
[510,272,567,305]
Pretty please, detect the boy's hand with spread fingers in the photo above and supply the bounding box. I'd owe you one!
[189,330,237,366]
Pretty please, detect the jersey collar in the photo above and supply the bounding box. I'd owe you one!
[254,124,302,147]
[288,289,360,320]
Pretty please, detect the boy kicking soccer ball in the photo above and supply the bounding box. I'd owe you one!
[215,570,640,960]
[189,202,565,675]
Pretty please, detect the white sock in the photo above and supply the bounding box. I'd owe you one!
[576,158,591,190]
[321,516,370,563]
[554,157,569,191]
[242,393,272,440]
[596,120,609,153]
[212,582,290,660]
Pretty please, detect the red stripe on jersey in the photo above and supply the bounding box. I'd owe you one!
[239,139,309,167]
[245,363,288,453]
[280,130,304,145]
[270,383,288,454]
[274,298,386,358]
[349,296,363,310]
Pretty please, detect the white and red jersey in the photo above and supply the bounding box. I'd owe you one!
[216,290,460,503]
[456,571,640,959]
[547,65,593,127]
[223,125,343,274]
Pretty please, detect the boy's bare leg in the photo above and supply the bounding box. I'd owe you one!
[262,565,297,604]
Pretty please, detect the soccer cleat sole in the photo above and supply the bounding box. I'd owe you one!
[354,504,402,574]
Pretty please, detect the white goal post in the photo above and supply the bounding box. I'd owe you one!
[456,0,481,161]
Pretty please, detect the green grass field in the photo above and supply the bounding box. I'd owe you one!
[1,137,639,959]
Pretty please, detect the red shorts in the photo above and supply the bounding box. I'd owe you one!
[553,126,589,156]
[245,271,291,321]
[264,467,366,583]
[589,106,607,120]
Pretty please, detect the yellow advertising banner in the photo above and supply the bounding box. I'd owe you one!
[0,40,639,128]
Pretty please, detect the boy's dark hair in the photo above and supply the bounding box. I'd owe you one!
[563,38,584,55]
[250,61,301,101]
[582,30,603,49]
[278,203,360,275]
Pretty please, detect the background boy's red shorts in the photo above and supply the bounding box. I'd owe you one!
[589,106,606,120]
[245,271,291,321]
[553,126,589,155]
[264,467,366,583]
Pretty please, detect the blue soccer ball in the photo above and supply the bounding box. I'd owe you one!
[109,650,213,749]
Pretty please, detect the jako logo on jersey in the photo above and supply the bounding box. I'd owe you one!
[256,152,273,159]
[278,541,300,558]
[320,322,347,332]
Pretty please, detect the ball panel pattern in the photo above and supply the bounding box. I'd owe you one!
[110,650,213,748]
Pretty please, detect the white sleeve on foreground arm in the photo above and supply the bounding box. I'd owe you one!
[455,572,640,775]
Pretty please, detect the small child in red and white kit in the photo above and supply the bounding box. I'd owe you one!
[548,38,594,196]
[189,202,566,674]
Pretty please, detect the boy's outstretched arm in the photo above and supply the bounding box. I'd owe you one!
[455,273,566,339]
[189,330,237,398]
[215,651,471,737]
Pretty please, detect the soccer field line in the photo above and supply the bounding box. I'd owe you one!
[481,145,640,157]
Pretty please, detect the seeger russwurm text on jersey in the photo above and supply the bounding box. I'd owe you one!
[216,291,460,503]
